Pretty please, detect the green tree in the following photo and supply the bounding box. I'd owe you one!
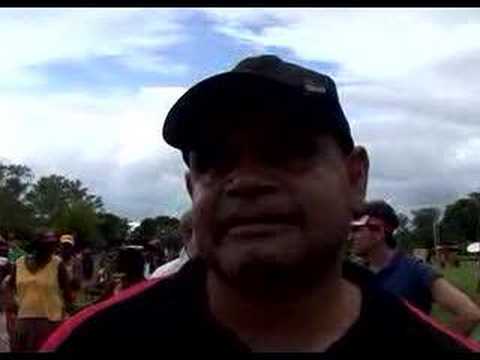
[131,215,181,254]
[0,163,33,200]
[394,212,414,251]
[410,207,440,249]
[0,163,36,238]
[97,212,130,249]
[131,217,157,245]
[441,194,480,246]
[26,175,103,227]
[53,200,100,249]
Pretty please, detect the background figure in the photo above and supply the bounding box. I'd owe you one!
[6,232,26,267]
[0,237,10,291]
[3,230,72,352]
[150,209,196,279]
[58,235,83,313]
[350,200,480,337]
[79,248,95,297]
[114,246,146,294]
[0,236,12,350]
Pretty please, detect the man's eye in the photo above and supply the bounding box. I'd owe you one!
[288,139,317,160]
[265,138,317,164]
[191,150,230,174]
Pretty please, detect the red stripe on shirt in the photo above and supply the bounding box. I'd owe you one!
[40,276,167,352]
[403,300,480,351]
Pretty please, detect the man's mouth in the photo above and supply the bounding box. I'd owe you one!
[223,213,299,238]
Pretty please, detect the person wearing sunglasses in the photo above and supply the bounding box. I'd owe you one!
[351,200,480,337]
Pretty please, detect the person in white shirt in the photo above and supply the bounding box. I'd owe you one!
[150,210,196,279]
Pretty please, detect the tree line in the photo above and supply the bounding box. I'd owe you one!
[0,161,182,253]
[2,160,478,254]
[395,192,480,252]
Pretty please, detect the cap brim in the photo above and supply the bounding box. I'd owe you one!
[351,215,370,227]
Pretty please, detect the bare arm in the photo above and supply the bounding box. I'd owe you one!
[2,266,17,313]
[432,278,480,336]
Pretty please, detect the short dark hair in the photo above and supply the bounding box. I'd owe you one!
[359,200,399,248]
[117,248,145,279]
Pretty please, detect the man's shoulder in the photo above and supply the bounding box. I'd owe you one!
[340,261,476,351]
[391,253,439,277]
[399,300,479,351]
[361,283,478,351]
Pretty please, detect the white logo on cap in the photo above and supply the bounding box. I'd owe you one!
[304,82,326,94]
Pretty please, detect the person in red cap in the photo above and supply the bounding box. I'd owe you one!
[43,55,478,352]
[351,200,480,337]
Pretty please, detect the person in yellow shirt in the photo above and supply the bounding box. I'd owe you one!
[3,230,72,352]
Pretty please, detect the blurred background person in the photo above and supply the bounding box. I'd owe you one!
[150,209,197,279]
[350,200,480,337]
[114,246,146,294]
[97,246,146,302]
[58,235,83,313]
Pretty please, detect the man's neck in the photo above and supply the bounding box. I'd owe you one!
[367,246,397,272]
[206,264,362,352]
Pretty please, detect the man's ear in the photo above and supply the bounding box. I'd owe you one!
[347,146,369,213]
[185,171,193,199]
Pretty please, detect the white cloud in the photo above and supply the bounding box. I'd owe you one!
[0,8,192,87]
[0,84,189,220]
[3,8,480,218]
[0,85,186,166]
[202,8,480,80]
[201,8,480,214]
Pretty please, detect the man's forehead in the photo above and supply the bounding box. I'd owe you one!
[194,110,325,146]
[366,217,385,226]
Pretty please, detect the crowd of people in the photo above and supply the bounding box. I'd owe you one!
[0,215,192,352]
[2,54,480,352]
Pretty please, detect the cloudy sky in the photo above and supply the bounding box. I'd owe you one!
[2,8,480,221]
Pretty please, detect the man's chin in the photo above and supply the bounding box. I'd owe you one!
[205,242,342,299]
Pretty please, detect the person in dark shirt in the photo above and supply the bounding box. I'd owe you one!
[115,246,146,293]
[42,55,478,352]
[351,200,480,337]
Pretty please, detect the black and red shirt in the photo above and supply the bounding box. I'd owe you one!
[42,258,479,353]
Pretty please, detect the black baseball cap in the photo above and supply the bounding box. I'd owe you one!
[163,54,354,164]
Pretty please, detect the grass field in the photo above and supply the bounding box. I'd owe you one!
[431,260,480,340]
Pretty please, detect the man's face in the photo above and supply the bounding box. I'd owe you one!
[61,243,74,258]
[186,111,368,294]
[350,217,386,257]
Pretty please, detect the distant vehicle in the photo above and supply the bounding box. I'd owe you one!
[467,242,480,254]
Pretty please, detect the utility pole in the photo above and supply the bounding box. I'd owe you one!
[432,220,438,264]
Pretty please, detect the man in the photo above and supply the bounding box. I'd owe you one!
[42,55,478,352]
[0,237,10,286]
[350,200,480,336]
[58,235,83,306]
[114,246,147,293]
[150,209,197,279]
[2,231,27,350]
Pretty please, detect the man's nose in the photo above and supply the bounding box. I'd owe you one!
[224,156,279,198]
